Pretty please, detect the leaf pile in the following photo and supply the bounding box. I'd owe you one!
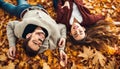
[0,0,120,69]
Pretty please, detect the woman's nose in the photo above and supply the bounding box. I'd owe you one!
[76,30,80,35]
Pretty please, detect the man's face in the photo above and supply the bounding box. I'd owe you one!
[71,22,86,41]
[27,27,46,51]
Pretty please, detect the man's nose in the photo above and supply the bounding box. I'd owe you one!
[38,38,43,42]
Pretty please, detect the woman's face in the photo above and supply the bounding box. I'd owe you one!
[71,22,86,41]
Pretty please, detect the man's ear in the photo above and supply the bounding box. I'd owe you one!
[26,33,32,38]
[82,27,86,31]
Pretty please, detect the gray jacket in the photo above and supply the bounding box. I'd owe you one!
[7,10,66,53]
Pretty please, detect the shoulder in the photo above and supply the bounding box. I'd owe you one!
[7,20,20,28]
[7,20,20,25]
[58,23,66,27]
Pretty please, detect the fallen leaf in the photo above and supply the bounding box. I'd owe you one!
[43,62,50,69]
[71,61,76,69]
[1,61,15,69]
[60,60,65,67]
[0,54,7,61]
[93,50,106,66]
[78,46,95,61]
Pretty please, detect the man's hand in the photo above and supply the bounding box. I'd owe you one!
[61,1,70,9]
[60,50,67,67]
[7,46,16,59]
[58,37,66,48]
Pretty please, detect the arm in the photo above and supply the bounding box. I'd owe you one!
[7,21,18,47]
[58,24,67,66]
[56,0,70,23]
[6,21,18,59]
[58,24,67,51]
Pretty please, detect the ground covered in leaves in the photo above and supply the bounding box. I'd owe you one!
[0,0,120,69]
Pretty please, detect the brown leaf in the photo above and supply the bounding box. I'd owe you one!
[71,61,77,69]
[92,50,106,66]
[78,46,95,61]
[104,58,115,69]
[43,62,50,69]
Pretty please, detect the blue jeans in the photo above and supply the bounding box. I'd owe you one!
[53,0,58,10]
[0,0,43,18]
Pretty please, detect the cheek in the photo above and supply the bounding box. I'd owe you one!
[30,45,39,51]
[28,40,32,46]
[71,28,76,32]
[71,30,74,35]
[32,35,39,39]
[33,46,39,51]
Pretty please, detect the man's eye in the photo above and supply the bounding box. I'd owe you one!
[33,42,38,45]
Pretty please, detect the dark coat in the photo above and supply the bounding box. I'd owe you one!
[56,0,105,31]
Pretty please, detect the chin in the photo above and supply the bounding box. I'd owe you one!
[79,36,85,40]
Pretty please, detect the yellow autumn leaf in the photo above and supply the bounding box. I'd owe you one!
[78,46,95,61]
[1,61,15,69]
[44,49,52,56]
[107,46,116,55]
[18,61,26,69]
[92,50,106,66]
[43,62,50,69]
[0,54,7,61]
[71,50,78,57]
[71,61,77,69]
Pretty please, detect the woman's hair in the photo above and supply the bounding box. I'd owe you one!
[68,33,88,45]
[69,20,120,54]
[22,37,40,57]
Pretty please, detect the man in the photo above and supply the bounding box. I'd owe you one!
[0,0,67,64]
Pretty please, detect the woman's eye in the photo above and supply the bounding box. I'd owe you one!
[74,32,78,37]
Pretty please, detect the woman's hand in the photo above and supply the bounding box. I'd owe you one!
[60,50,67,67]
[61,1,70,9]
[58,37,66,48]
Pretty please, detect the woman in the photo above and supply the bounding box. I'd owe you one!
[53,0,105,41]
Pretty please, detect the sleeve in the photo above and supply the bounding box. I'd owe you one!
[56,0,70,23]
[59,24,67,38]
[6,21,18,48]
[58,24,67,51]
[38,38,49,53]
